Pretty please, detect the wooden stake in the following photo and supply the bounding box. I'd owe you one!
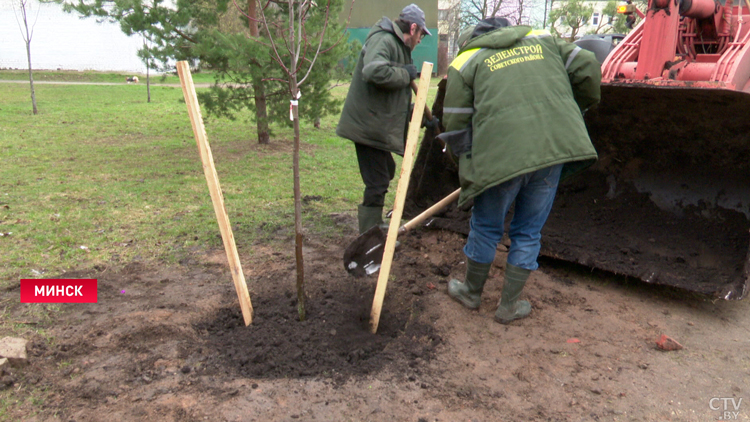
[176,61,254,326]
[370,62,433,333]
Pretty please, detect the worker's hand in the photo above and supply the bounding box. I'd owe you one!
[404,64,419,81]
[422,116,440,131]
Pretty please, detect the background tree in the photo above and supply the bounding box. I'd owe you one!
[546,0,642,38]
[13,0,41,114]
[460,0,505,25]
[548,0,592,40]
[62,0,356,145]
[588,1,633,34]
[459,0,537,28]
[610,0,646,33]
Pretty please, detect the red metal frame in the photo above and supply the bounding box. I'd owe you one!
[602,0,750,91]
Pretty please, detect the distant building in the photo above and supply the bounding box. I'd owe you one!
[438,0,461,63]
[342,0,438,74]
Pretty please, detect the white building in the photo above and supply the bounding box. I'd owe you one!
[0,0,146,73]
[438,0,461,61]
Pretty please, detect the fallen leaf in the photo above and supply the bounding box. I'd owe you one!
[566,338,581,344]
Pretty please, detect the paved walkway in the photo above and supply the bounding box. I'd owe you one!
[0,80,211,87]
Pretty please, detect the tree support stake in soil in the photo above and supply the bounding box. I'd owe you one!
[176,61,254,326]
[370,63,433,334]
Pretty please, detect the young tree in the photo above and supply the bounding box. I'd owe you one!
[13,0,41,114]
[243,0,353,321]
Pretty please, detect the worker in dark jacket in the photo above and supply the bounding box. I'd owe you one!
[442,18,601,323]
[337,4,436,234]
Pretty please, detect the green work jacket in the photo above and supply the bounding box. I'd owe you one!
[336,17,414,154]
[443,26,601,207]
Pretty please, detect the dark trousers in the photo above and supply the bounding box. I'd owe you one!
[355,143,396,207]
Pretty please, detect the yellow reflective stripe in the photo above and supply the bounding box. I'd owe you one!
[524,29,551,37]
[450,48,481,71]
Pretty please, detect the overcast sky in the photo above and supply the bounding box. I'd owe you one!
[1,0,146,73]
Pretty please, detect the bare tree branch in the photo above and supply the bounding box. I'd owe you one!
[258,1,290,74]
[297,0,331,86]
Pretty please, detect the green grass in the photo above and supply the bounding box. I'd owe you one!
[0,69,216,84]
[0,75,440,285]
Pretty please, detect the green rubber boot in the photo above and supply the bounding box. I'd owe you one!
[494,263,532,324]
[358,205,383,234]
[448,259,492,309]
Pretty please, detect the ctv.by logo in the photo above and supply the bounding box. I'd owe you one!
[710,397,743,420]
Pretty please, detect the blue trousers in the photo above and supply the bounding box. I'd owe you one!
[463,164,563,270]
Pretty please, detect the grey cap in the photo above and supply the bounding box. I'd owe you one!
[399,4,432,36]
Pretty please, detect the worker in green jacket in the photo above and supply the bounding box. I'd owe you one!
[337,4,437,234]
[441,18,601,323]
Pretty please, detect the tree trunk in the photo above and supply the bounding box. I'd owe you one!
[145,39,151,103]
[254,81,270,144]
[288,1,305,322]
[21,1,37,116]
[147,60,151,103]
[248,0,259,35]
[249,0,270,144]
[291,87,304,321]
[25,41,38,115]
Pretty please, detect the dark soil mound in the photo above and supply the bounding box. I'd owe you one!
[194,282,442,380]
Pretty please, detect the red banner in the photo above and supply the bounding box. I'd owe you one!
[20,279,98,303]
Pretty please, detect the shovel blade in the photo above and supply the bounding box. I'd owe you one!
[343,226,386,277]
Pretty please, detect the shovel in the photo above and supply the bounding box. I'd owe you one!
[343,188,460,277]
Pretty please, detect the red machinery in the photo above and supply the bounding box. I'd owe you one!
[549,0,750,299]
[605,0,750,88]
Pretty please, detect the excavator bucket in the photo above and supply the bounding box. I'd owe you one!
[405,80,750,300]
[548,83,750,300]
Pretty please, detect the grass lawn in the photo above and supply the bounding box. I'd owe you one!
[0,72,440,286]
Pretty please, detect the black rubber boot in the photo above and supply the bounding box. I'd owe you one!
[447,259,492,309]
[494,263,532,324]
[358,205,383,234]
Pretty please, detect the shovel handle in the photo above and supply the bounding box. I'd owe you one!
[411,80,433,121]
[400,188,461,234]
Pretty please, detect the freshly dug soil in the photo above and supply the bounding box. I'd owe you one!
[194,276,442,380]
[5,224,750,422]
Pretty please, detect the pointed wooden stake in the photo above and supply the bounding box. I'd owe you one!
[369,62,433,333]
[176,61,254,326]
